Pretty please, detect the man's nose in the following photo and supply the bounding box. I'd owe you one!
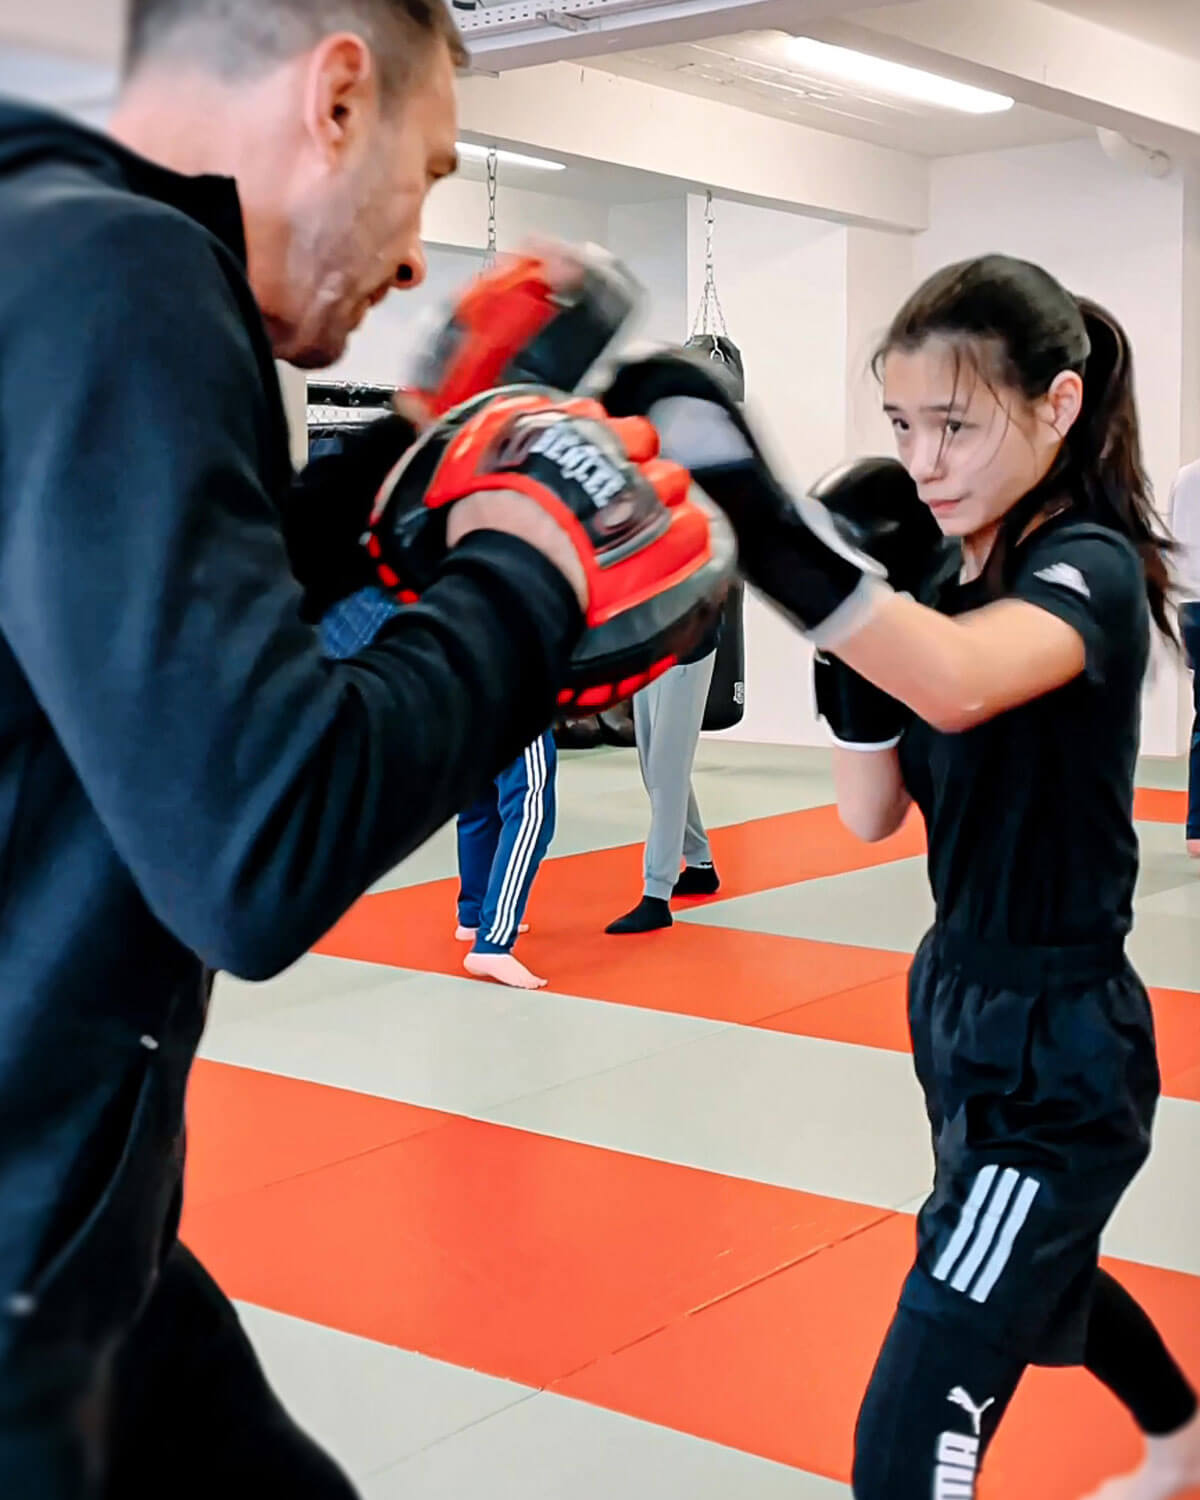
[395,245,427,291]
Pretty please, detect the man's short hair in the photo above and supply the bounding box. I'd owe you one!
[123,0,468,94]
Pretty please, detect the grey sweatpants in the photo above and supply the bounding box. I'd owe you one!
[633,653,715,900]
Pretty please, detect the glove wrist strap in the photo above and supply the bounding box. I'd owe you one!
[806,575,892,649]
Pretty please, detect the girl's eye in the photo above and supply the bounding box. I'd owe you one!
[891,417,910,434]
[945,420,965,436]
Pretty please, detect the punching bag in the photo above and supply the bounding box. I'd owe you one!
[703,580,746,732]
[683,333,745,403]
[685,199,746,733]
[686,327,747,732]
[558,193,749,746]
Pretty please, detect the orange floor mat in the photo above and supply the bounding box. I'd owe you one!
[193,790,1199,1492]
[315,801,925,970]
[759,974,1200,1102]
[182,1069,883,1389]
[1134,786,1188,823]
[317,790,1180,987]
[759,971,914,1053]
[559,1210,1200,1499]
[183,1063,1200,1497]
[315,793,1200,1099]
[184,1060,447,1208]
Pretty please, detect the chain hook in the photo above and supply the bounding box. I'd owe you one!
[690,188,729,343]
[484,147,499,268]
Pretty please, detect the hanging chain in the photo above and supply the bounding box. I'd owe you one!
[484,147,499,268]
[690,189,729,341]
[704,189,716,282]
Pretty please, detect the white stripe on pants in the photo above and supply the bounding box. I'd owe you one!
[485,737,548,949]
[633,653,715,901]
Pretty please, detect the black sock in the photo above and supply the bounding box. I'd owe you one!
[673,863,720,897]
[605,896,673,934]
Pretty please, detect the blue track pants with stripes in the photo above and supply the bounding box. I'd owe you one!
[456,731,557,955]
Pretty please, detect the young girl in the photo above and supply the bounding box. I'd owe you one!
[811,255,1200,1498]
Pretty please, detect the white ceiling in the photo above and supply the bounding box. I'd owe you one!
[1041,0,1200,59]
[6,0,1200,72]
[591,29,1090,157]
[4,1,1194,185]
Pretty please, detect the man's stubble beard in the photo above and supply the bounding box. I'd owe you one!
[285,157,387,369]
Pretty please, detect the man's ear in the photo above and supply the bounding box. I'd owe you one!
[302,32,378,163]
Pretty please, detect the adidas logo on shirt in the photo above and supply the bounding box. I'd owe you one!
[1034,561,1090,597]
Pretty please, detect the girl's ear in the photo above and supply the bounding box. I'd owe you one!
[1041,369,1084,438]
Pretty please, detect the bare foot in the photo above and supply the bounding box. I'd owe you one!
[456,924,528,942]
[1187,839,1200,859]
[463,952,547,990]
[1080,1410,1200,1499]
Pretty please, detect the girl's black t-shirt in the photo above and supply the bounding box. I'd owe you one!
[898,513,1150,947]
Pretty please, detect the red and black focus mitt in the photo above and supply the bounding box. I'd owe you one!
[365,388,737,710]
[400,246,639,422]
[285,246,640,619]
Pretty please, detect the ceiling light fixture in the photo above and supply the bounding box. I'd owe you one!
[456,142,566,171]
[784,37,1014,115]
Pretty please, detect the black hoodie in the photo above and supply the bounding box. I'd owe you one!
[0,99,581,1293]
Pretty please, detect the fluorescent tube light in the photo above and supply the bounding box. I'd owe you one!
[785,37,1014,114]
[456,142,566,171]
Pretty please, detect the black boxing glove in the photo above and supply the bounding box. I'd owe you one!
[812,652,908,750]
[808,457,944,750]
[285,412,418,622]
[809,457,943,595]
[599,349,889,647]
[365,387,737,710]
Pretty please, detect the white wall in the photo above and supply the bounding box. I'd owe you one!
[324,187,687,388]
[1182,171,1200,467]
[426,176,610,256]
[915,137,1185,511]
[605,199,689,349]
[844,226,916,457]
[915,136,1189,754]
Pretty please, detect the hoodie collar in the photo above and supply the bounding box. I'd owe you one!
[121,150,247,265]
[0,96,247,266]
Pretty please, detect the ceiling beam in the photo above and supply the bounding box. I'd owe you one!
[458,61,928,229]
[1,0,905,72]
[455,0,905,73]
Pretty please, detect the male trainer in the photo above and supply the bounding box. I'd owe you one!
[0,2,729,1493]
